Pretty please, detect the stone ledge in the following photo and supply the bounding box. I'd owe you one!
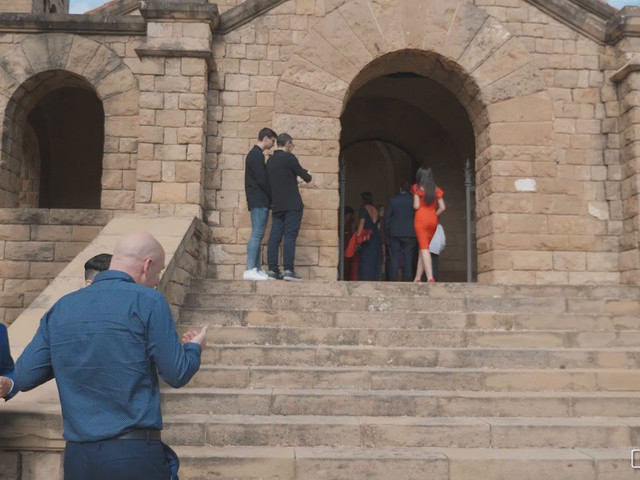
[217,0,288,35]
[139,1,219,30]
[524,0,611,44]
[572,0,617,19]
[0,13,146,34]
[610,55,640,83]
[607,6,640,44]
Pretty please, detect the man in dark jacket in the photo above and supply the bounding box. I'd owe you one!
[266,133,312,281]
[244,127,277,281]
[386,182,417,281]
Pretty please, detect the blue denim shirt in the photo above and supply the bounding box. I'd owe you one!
[15,270,201,442]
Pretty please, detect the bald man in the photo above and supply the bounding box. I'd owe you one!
[15,232,207,480]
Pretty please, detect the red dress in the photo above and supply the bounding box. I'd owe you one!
[411,184,443,250]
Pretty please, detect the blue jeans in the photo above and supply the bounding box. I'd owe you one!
[268,209,303,272]
[389,236,417,281]
[64,439,172,480]
[246,207,268,270]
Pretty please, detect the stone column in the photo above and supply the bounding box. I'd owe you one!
[613,61,640,284]
[135,0,218,218]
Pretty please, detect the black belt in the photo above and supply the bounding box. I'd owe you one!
[113,429,161,441]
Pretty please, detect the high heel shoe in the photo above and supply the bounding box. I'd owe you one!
[427,278,436,283]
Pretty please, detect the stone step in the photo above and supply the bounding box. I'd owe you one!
[191,279,640,302]
[186,293,586,315]
[184,365,640,392]
[161,388,640,417]
[179,308,640,331]
[201,344,640,369]
[163,414,640,448]
[172,446,635,480]
[183,325,640,349]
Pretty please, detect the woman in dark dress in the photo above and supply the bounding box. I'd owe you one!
[356,191,382,281]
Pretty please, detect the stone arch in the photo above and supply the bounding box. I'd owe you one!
[0,33,139,209]
[273,0,557,283]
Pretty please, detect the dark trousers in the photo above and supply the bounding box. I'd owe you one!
[64,439,172,480]
[268,209,303,272]
[389,236,417,281]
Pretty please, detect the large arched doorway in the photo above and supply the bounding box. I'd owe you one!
[4,71,104,208]
[340,64,476,282]
[274,0,558,283]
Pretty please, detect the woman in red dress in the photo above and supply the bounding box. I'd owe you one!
[411,167,446,282]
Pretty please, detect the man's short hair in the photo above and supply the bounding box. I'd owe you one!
[84,253,112,282]
[258,128,277,141]
[277,133,293,147]
[401,182,411,192]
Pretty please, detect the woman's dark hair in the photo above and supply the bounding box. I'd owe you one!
[360,191,374,205]
[416,167,436,205]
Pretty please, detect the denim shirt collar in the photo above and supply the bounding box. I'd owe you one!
[92,270,136,284]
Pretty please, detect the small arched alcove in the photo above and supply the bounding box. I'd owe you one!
[4,70,104,209]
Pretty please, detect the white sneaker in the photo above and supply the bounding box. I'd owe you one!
[256,269,268,278]
[243,268,267,281]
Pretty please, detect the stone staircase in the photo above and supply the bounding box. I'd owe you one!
[164,280,640,479]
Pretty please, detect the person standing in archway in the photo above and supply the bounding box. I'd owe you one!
[386,182,417,282]
[243,128,277,281]
[356,192,382,281]
[412,167,446,283]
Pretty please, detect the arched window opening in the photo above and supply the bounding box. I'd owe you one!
[2,71,104,209]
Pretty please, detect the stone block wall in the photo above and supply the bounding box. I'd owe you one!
[0,209,112,324]
[134,54,209,218]
[474,0,622,284]
[199,0,634,284]
[0,31,144,211]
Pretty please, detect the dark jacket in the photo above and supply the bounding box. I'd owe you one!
[244,145,271,210]
[0,323,16,400]
[266,150,312,213]
[386,191,416,238]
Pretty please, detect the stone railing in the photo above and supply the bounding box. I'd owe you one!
[0,209,114,325]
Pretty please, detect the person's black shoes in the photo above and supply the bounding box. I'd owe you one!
[283,270,302,282]
[268,270,284,280]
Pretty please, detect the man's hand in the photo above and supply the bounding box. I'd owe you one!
[0,376,12,398]
[181,326,208,349]
[298,171,312,185]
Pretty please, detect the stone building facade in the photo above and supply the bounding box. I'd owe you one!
[0,0,638,320]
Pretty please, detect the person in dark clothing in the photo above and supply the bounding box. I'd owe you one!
[356,191,382,281]
[0,323,16,401]
[84,253,112,286]
[266,133,312,281]
[343,206,356,280]
[244,127,277,281]
[386,182,417,281]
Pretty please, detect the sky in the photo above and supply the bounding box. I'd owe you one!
[608,0,640,7]
[68,0,640,16]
